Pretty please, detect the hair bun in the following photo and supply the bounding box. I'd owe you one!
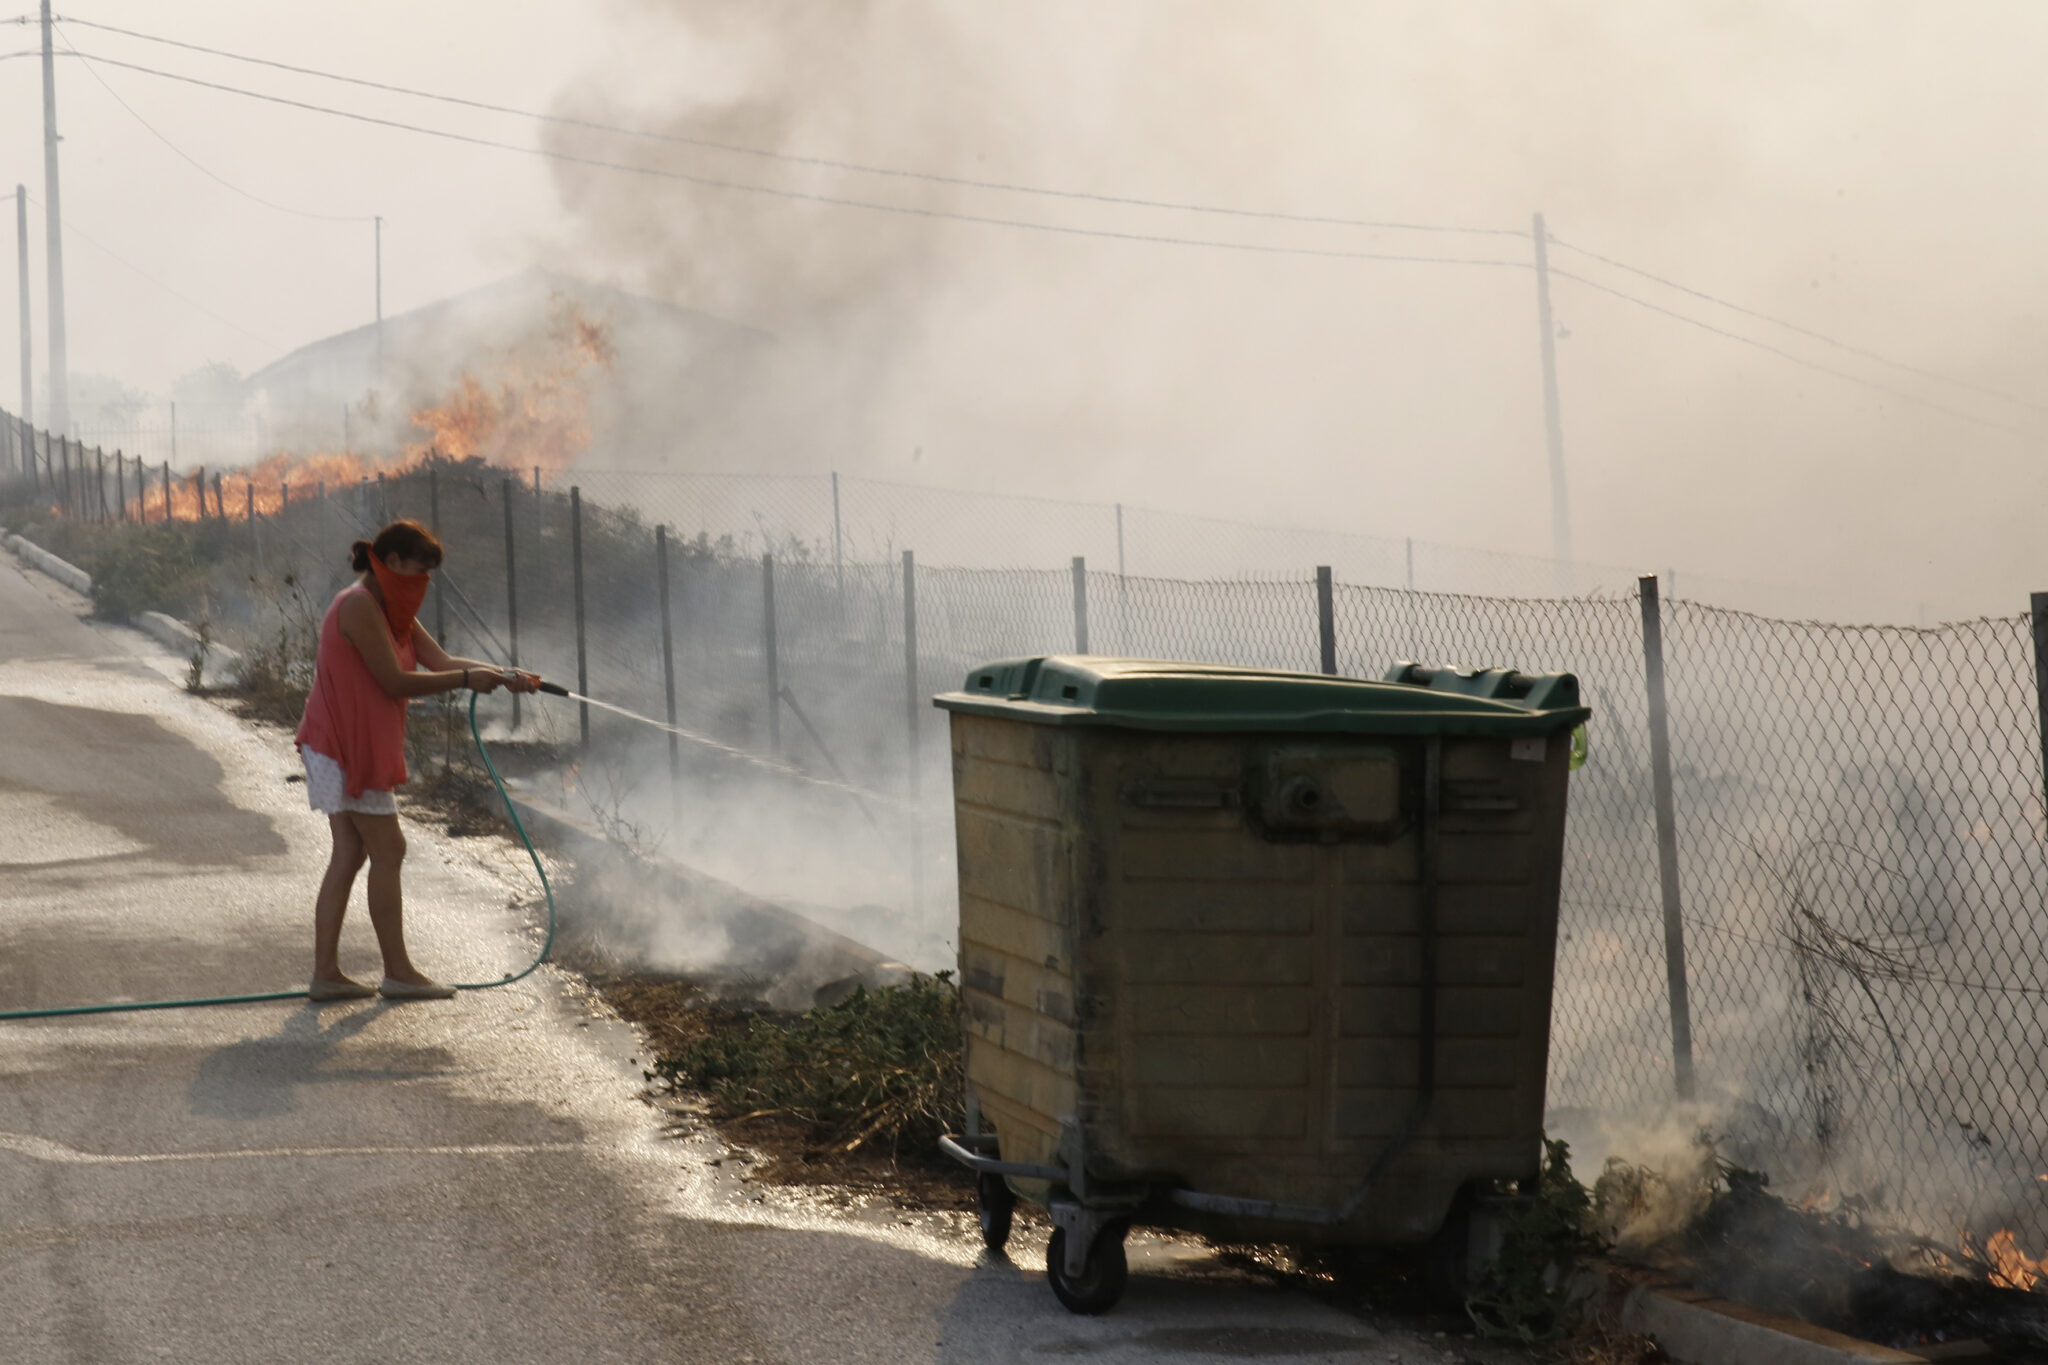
[349,539,374,573]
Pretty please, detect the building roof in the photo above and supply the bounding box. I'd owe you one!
[247,270,770,396]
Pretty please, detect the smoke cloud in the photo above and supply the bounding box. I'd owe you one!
[532,1,2048,623]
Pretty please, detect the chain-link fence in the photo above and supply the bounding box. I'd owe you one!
[7,409,2048,1250]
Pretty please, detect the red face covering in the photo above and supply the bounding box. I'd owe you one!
[367,556,430,638]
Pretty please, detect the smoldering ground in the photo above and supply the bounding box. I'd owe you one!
[521,699,955,993]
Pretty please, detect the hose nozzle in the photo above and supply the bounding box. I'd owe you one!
[536,681,570,697]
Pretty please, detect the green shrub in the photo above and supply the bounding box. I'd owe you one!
[89,527,214,622]
[653,973,964,1154]
[1465,1138,1598,1344]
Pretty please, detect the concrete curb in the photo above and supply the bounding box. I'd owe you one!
[133,610,244,686]
[1,528,243,686]
[1601,1266,1933,1365]
[498,784,916,1009]
[2,531,92,595]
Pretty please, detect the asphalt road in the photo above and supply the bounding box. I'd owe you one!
[0,544,1528,1365]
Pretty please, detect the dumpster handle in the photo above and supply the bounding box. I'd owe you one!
[937,1133,1069,1184]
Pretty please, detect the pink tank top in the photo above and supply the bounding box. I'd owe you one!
[295,583,417,797]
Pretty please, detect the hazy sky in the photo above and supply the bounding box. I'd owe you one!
[5,2,2047,620]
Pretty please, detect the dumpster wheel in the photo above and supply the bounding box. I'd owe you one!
[1046,1220,1130,1314]
[978,1173,1016,1252]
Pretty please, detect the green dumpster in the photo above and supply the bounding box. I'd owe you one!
[933,656,1590,1313]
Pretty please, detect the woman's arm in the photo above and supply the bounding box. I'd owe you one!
[412,625,539,693]
[411,624,493,676]
[339,593,480,699]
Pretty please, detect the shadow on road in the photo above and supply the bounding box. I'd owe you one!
[188,1003,448,1119]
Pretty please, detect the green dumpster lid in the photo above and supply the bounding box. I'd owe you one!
[932,657,1590,736]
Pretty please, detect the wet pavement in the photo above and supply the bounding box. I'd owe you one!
[0,545,1530,1364]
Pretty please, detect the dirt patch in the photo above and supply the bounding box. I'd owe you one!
[579,969,975,1212]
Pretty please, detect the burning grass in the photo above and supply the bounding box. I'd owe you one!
[1595,1143,2048,1358]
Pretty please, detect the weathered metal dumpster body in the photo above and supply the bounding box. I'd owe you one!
[933,657,1589,1313]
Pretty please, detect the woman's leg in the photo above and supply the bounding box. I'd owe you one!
[312,814,368,982]
[345,811,433,984]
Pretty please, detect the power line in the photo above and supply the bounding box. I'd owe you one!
[32,18,2036,440]
[53,25,371,223]
[1551,236,2048,416]
[71,51,1536,271]
[22,190,277,348]
[1549,267,2035,440]
[53,13,1526,241]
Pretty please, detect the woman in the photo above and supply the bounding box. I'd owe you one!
[295,519,538,1002]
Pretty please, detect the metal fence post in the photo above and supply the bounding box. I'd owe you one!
[249,479,266,577]
[161,460,170,521]
[115,450,126,520]
[428,464,445,647]
[2030,593,2048,837]
[1639,573,1696,1101]
[1405,536,1417,660]
[213,472,224,520]
[762,553,780,754]
[657,526,680,808]
[502,478,520,732]
[903,548,921,919]
[1072,555,1089,653]
[1316,565,1337,674]
[1116,502,1129,653]
[831,470,843,613]
[95,447,106,521]
[570,485,588,746]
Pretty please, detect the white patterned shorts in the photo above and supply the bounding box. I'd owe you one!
[300,746,398,816]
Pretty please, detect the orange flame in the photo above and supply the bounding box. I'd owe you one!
[1964,1228,2048,1291]
[59,300,612,525]
[403,302,612,472]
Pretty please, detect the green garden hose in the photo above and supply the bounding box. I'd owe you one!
[0,691,556,1021]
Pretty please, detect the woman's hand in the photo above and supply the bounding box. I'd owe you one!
[466,668,505,694]
[504,671,543,695]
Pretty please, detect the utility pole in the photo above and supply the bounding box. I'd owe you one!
[40,0,69,435]
[1531,212,1572,589]
[15,185,30,427]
